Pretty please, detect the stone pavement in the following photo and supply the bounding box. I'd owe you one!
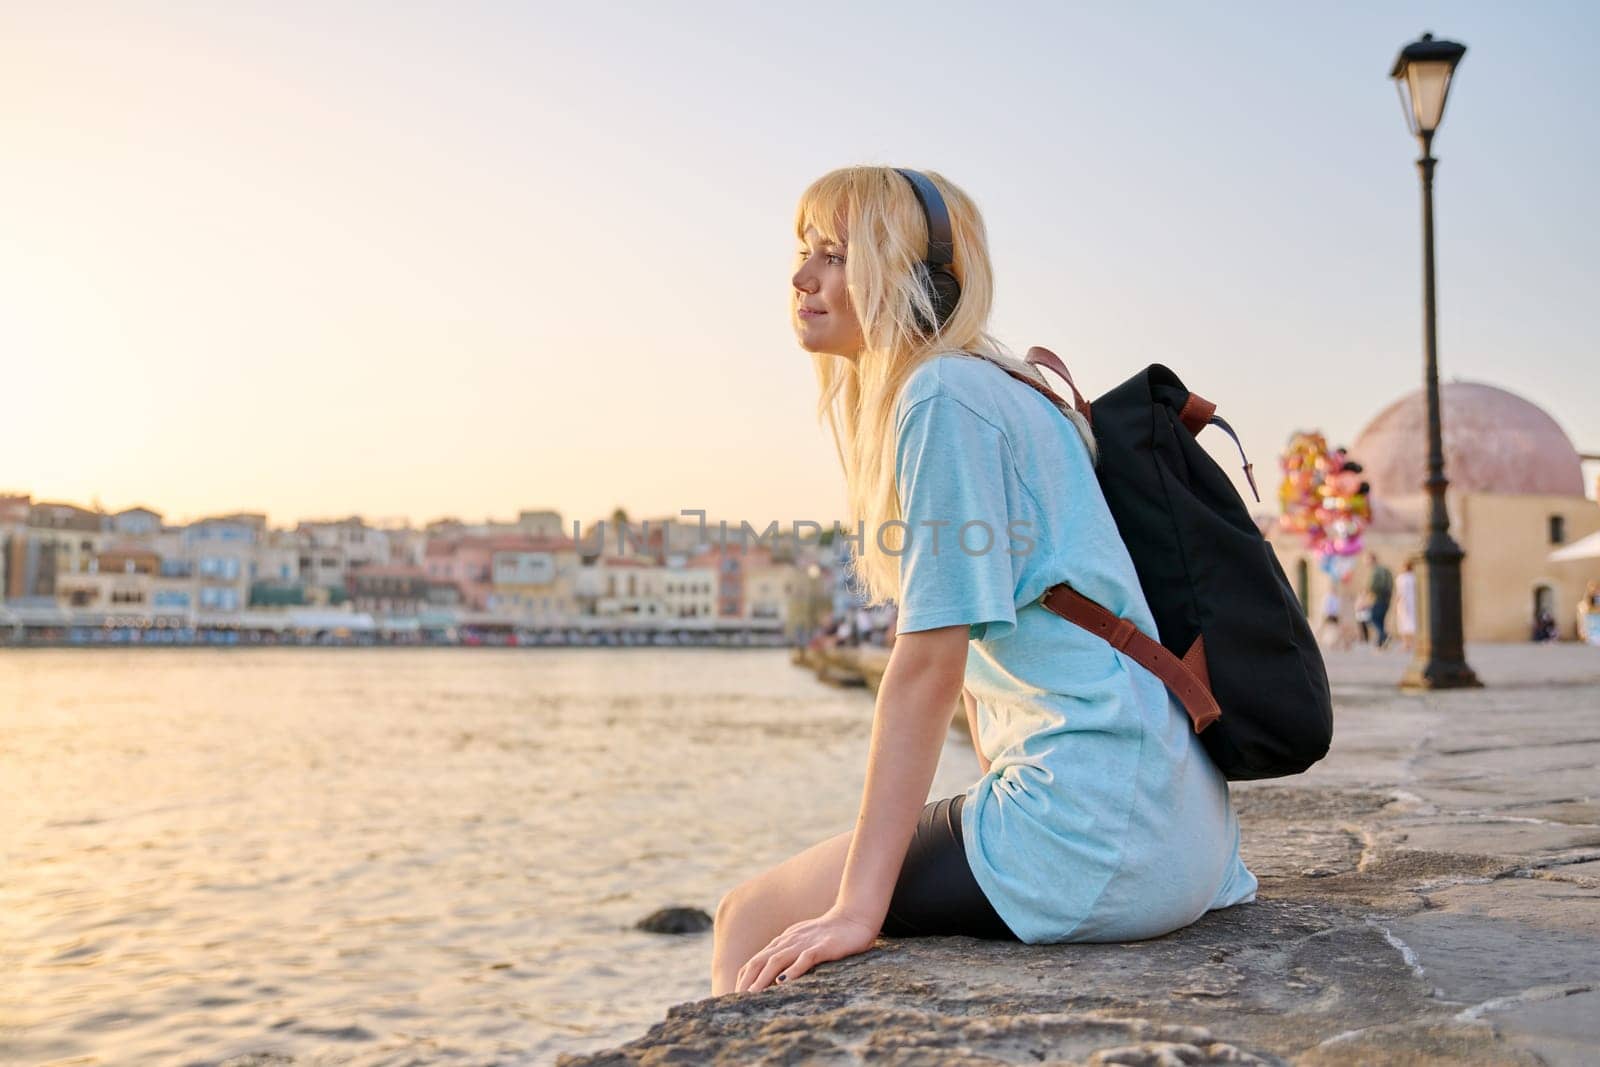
[561,644,1600,1066]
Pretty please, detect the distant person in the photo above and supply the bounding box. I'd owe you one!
[1319,587,1344,650]
[1365,553,1393,648]
[712,166,1255,997]
[1394,561,1418,652]
[869,602,893,647]
[1354,591,1373,645]
[1580,581,1600,646]
[1532,607,1558,643]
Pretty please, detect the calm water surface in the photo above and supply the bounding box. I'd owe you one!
[0,648,980,1064]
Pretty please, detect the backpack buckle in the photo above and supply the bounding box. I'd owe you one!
[1106,617,1140,652]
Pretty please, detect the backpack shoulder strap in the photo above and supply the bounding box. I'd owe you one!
[1025,346,1092,422]
[956,348,1091,423]
[1038,583,1222,734]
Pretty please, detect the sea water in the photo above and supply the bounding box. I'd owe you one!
[0,648,980,1064]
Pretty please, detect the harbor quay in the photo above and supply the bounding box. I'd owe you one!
[0,608,793,649]
[566,643,1600,1066]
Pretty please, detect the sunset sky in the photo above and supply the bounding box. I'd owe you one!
[3,2,1596,530]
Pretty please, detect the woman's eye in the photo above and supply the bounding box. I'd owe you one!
[826,253,845,265]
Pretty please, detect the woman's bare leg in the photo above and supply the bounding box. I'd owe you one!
[710,828,856,996]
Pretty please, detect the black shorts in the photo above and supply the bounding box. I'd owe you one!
[880,793,1020,941]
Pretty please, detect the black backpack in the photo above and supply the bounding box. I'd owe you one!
[981,348,1333,780]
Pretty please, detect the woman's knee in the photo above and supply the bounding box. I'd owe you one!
[714,830,853,939]
[714,885,746,931]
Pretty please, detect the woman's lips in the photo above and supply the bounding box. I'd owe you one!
[797,308,826,318]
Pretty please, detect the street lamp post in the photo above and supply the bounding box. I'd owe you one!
[1391,32,1481,690]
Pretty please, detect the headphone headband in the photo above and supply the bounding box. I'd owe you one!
[894,168,954,268]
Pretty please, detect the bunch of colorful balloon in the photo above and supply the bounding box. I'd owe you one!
[1277,432,1371,583]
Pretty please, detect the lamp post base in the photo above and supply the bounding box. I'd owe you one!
[1400,659,1481,690]
[1398,539,1482,691]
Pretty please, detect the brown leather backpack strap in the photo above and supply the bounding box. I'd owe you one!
[960,351,1075,415]
[988,360,1071,411]
[1038,583,1222,734]
[1025,346,1092,422]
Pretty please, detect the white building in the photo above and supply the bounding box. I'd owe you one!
[296,517,392,595]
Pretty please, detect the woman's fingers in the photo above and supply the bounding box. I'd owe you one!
[736,922,814,993]
[780,947,821,983]
[736,939,786,992]
[734,951,767,994]
[748,944,801,993]
[748,940,832,992]
[736,946,781,993]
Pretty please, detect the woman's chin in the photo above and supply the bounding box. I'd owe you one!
[794,325,859,359]
[793,328,830,355]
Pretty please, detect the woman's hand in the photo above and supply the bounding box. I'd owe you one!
[733,905,880,993]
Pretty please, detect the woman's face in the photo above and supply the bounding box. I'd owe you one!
[792,225,865,358]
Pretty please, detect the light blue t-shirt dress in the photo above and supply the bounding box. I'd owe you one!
[891,352,1257,944]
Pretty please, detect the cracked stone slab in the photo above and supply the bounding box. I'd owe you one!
[557,901,1512,1065]
[1485,988,1600,1067]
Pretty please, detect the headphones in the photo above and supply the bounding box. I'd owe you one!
[894,168,961,333]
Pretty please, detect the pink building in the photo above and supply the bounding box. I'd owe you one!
[686,543,777,618]
[425,535,575,610]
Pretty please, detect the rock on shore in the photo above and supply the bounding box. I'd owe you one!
[561,646,1600,1065]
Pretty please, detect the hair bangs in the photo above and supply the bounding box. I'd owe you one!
[794,169,865,248]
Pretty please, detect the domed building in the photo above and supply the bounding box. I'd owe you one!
[1266,381,1600,643]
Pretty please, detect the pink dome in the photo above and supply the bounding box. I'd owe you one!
[1350,381,1584,500]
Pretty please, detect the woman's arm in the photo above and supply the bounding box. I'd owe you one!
[834,624,969,932]
[731,624,970,993]
[962,686,991,775]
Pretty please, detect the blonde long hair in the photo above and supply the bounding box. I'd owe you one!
[796,165,1095,607]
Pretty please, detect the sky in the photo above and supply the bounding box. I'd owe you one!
[2,1,1596,531]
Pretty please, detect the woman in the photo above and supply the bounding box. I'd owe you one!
[710,166,1256,997]
[1395,561,1418,652]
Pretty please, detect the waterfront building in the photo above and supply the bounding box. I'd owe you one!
[295,516,391,600]
[183,516,260,616]
[1264,382,1600,642]
[109,506,162,537]
[348,564,433,617]
[3,499,109,600]
[248,527,305,606]
[381,524,430,568]
[53,543,198,624]
[580,555,659,618]
[740,555,796,623]
[425,508,566,542]
[488,538,582,621]
[425,534,566,612]
[658,562,717,620]
[0,492,31,596]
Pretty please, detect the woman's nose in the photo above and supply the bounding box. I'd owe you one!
[792,266,817,294]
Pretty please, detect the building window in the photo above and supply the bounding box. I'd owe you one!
[1549,515,1566,545]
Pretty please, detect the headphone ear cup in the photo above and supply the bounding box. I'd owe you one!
[908,261,935,333]
[908,261,961,334]
[928,267,960,327]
